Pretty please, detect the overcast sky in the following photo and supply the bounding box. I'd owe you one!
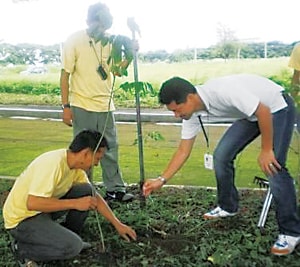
[0,0,299,52]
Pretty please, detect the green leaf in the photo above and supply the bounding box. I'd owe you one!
[119,81,155,97]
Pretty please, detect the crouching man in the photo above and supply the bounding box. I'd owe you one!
[3,129,136,266]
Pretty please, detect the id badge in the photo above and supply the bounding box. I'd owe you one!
[204,153,214,170]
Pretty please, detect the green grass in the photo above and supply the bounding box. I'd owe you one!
[132,57,292,85]
[0,57,294,107]
[0,58,299,186]
[0,118,299,190]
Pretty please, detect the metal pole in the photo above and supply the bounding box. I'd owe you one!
[128,18,145,204]
[257,188,273,233]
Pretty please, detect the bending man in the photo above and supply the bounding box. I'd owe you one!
[143,74,300,256]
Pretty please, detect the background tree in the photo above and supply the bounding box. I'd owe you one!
[215,23,239,60]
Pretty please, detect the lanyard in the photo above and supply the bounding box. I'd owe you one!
[198,115,209,149]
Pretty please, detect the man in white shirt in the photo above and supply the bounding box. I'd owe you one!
[143,74,300,256]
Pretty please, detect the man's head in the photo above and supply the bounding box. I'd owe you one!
[86,2,113,41]
[69,129,108,170]
[159,77,198,120]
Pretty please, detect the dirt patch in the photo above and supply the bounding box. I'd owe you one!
[1,182,299,267]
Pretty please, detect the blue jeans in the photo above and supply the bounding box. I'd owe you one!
[214,94,300,236]
[9,183,92,262]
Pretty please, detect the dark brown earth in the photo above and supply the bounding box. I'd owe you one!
[1,181,300,267]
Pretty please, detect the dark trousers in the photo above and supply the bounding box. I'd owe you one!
[9,183,92,262]
[213,94,300,236]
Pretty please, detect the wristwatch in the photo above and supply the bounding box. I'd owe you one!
[158,176,167,185]
[61,103,71,110]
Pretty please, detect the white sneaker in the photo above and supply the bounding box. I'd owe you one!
[203,206,237,219]
[271,234,300,256]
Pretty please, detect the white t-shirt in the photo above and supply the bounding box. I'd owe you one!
[182,74,287,139]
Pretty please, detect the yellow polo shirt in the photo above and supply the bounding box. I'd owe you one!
[3,149,89,229]
[289,43,300,71]
[61,30,115,112]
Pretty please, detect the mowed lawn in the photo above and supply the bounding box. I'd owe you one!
[0,117,299,190]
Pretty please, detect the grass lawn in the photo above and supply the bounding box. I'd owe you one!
[0,117,299,189]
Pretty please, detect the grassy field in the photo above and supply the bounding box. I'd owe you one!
[0,57,299,188]
[0,57,293,107]
[0,117,299,189]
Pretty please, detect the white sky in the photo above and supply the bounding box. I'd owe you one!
[0,0,299,52]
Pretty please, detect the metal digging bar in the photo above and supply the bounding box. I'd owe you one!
[253,176,273,233]
[127,18,146,206]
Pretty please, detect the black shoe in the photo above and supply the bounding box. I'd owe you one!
[105,191,134,202]
[9,239,18,260]
[10,240,40,267]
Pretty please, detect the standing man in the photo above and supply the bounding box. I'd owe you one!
[60,2,133,202]
[143,74,300,256]
[288,42,300,132]
[4,129,136,266]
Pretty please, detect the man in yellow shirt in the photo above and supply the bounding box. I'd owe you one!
[3,129,136,266]
[60,2,133,202]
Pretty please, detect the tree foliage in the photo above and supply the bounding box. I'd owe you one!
[0,41,296,66]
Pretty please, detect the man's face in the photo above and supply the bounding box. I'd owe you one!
[88,9,112,42]
[82,147,106,171]
[166,98,194,120]
[88,21,108,40]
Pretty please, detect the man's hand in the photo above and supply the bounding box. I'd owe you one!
[75,196,98,211]
[257,149,281,177]
[115,222,137,242]
[143,178,165,197]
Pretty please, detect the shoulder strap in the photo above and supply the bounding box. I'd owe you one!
[198,115,209,149]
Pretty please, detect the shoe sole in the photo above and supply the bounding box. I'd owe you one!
[203,213,237,220]
[271,240,300,256]
[271,248,292,256]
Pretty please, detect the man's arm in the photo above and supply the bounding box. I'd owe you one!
[291,70,300,87]
[27,194,97,213]
[60,69,72,126]
[162,137,196,180]
[255,102,280,176]
[143,137,196,196]
[291,69,300,100]
[27,193,137,241]
[95,193,136,241]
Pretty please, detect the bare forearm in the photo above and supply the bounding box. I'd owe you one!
[255,103,273,151]
[161,138,195,181]
[60,69,70,104]
[162,151,189,180]
[96,194,121,227]
[27,195,77,213]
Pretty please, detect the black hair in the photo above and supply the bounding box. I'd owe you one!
[69,129,108,153]
[86,2,113,29]
[159,77,197,105]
